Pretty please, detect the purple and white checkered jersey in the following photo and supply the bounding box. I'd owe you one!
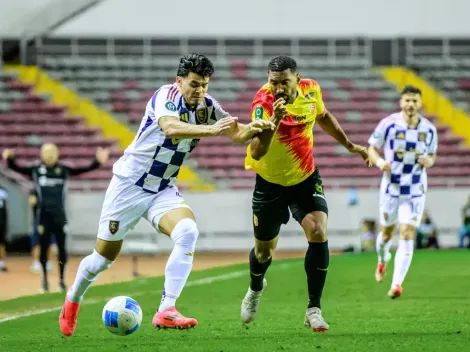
[368,112,438,198]
[112,83,230,193]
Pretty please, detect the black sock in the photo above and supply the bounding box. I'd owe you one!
[249,248,272,292]
[305,241,330,309]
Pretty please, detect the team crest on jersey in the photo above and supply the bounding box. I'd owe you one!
[418,132,427,142]
[109,220,120,235]
[310,104,315,113]
[54,167,62,175]
[196,108,208,124]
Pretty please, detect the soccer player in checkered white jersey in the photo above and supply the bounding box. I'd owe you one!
[59,53,275,336]
[367,85,438,299]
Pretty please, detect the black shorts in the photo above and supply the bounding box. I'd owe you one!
[252,169,328,241]
[0,221,6,245]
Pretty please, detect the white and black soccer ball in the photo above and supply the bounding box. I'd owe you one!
[102,296,143,336]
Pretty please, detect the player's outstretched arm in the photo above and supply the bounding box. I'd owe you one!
[2,149,34,176]
[250,98,286,160]
[68,147,109,176]
[226,120,276,144]
[159,116,238,139]
[317,111,371,166]
[368,145,391,171]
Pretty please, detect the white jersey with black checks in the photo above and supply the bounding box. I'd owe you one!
[112,83,230,193]
[368,112,438,199]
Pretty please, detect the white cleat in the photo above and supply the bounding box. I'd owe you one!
[240,278,267,325]
[304,307,329,332]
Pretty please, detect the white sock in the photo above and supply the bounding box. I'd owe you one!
[383,238,393,263]
[392,240,414,287]
[67,249,113,303]
[158,218,199,312]
[376,232,393,263]
[376,232,384,262]
[0,260,5,269]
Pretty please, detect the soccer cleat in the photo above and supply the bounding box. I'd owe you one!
[388,284,403,299]
[304,307,329,332]
[375,262,387,283]
[59,296,81,336]
[240,278,267,325]
[152,306,198,330]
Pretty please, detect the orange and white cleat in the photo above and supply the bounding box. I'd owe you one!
[388,284,403,299]
[59,297,81,336]
[375,262,387,283]
[152,306,198,330]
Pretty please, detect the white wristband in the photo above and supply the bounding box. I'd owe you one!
[376,158,385,169]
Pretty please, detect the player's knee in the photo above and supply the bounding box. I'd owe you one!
[305,221,327,242]
[255,247,274,263]
[171,218,199,251]
[400,225,415,240]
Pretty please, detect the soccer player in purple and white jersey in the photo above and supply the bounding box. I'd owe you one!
[59,53,275,336]
[367,85,438,299]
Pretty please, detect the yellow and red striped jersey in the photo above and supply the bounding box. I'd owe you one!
[245,79,326,186]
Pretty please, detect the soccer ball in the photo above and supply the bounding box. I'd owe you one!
[102,296,143,336]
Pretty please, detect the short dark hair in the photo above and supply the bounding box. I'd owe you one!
[177,53,214,78]
[268,56,297,73]
[401,85,422,96]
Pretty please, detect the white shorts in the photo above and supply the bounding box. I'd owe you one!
[379,194,425,228]
[97,175,192,241]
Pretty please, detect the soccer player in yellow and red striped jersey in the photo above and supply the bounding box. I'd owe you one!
[240,56,371,332]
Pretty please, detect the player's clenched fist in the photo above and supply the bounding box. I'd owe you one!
[210,117,239,136]
[2,149,14,161]
[273,98,287,120]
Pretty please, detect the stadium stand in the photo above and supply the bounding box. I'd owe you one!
[0,69,119,191]
[2,38,470,190]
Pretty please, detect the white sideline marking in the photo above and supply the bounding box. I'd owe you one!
[0,263,291,324]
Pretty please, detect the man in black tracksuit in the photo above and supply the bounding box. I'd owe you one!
[2,144,109,292]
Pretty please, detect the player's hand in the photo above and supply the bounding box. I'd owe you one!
[28,195,38,206]
[210,117,239,136]
[273,98,287,120]
[96,147,109,164]
[376,159,392,171]
[347,144,372,167]
[2,149,14,161]
[248,120,276,134]
[418,155,433,168]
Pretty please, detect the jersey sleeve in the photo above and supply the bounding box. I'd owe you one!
[428,126,438,154]
[311,80,326,117]
[251,90,273,121]
[368,118,389,149]
[212,98,231,120]
[152,88,180,122]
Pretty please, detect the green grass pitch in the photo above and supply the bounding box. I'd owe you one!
[0,250,469,351]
